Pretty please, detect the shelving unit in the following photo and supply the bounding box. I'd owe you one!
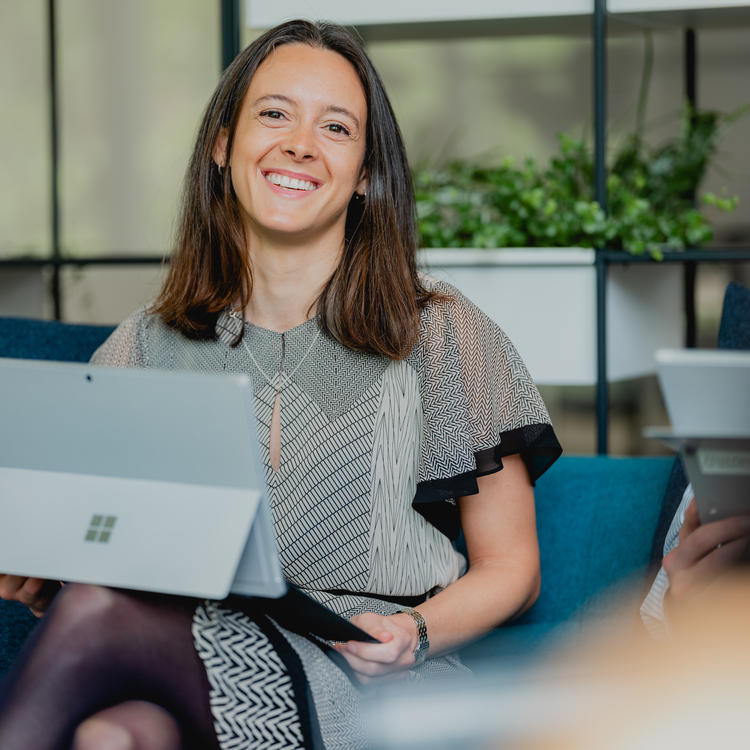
[0,1,243,321]
[599,1,750,452]
[246,0,750,29]
[609,0,750,29]
[246,1,593,38]
[246,0,750,453]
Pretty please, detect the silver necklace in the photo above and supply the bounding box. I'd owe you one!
[232,311,322,395]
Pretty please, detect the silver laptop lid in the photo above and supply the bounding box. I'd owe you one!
[649,349,750,523]
[654,349,750,438]
[0,358,285,599]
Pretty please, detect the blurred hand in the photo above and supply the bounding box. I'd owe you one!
[0,575,61,617]
[663,498,750,614]
[334,612,418,683]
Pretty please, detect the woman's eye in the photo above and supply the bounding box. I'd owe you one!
[325,123,351,136]
[259,110,285,120]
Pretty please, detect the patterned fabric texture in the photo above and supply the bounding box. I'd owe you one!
[193,604,306,749]
[90,277,560,749]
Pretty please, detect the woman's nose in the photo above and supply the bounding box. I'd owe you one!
[282,123,316,161]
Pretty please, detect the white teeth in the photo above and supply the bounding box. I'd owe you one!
[265,172,317,191]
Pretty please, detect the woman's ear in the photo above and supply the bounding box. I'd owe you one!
[355,167,368,197]
[212,128,229,168]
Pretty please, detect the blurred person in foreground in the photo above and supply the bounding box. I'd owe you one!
[641,484,750,638]
[523,570,750,750]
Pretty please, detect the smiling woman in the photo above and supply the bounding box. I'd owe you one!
[151,22,433,360]
[0,19,560,750]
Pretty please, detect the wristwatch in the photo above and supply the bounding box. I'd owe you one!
[398,609,429,666]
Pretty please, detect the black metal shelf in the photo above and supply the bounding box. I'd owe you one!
[592,1,750,452]
[0,256,166,267]
[600,248,750,263]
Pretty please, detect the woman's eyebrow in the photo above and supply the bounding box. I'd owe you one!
[253,94,360,128]
[326,105,360,129]
[253,94,295,108]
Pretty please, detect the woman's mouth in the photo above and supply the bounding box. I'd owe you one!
[263,171,319,191]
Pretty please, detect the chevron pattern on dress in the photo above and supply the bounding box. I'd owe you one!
[258,377,381,592]
[367,361,462,595]
[217,318,389,423]
[289,331,389,420]
[193,602,304,750]
[275,625,368,750]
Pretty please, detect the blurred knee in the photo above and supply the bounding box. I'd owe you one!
[72,716,135,750]
[48,583,123,633]
[72,702,182,750]
[40,584,131,672]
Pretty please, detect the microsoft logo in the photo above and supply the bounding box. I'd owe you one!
[84,514,117,543]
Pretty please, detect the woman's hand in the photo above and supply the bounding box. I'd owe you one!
[663,498,750,614]
[0,575,60,617]
[334,612,418,683]
[335,454,539,680]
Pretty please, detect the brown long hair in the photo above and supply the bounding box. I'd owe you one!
[152,20,438,359]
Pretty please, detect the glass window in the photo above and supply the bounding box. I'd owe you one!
[57,0,220,258]
[60,264,167,324]
[367,35,590,166]
[0,0,50,259]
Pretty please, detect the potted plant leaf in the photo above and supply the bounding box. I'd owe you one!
[414,104,745,385]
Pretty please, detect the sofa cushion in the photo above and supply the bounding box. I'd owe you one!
[0,317,114,362]
[515,455,672,626]
[0,602,38,675]
[718,281,750,350]
[460,456,673,668]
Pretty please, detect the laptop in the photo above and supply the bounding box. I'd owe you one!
[645,348,750,523]
[0,357,375,643]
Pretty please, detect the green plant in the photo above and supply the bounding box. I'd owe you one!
[414,105,744,260]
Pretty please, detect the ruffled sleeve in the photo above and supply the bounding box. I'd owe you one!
[407,279,562,538]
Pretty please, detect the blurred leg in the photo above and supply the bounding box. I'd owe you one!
[71,700,183,750]
[0,584,219,750]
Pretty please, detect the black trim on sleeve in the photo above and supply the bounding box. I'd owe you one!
[487,423,562,485]
[412,423,562,539]
[413,471,477,539]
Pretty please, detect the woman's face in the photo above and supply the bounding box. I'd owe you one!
[220,43,369,247]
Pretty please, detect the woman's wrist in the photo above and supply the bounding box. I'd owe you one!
[394,609,429,665]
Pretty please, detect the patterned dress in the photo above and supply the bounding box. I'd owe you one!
[91,278,561,749]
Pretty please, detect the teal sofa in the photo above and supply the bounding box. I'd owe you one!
[0,315,677,676]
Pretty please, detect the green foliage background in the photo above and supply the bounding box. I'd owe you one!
[414,107,744,259]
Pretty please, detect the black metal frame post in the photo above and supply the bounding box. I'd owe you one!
[47,0,61,320]
[684,28,698,347]
[221,0,241,70]
[594,0,608,454]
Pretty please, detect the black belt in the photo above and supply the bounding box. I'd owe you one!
[321,588,429,608]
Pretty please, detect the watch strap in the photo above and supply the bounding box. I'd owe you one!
[398,608,429,666]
